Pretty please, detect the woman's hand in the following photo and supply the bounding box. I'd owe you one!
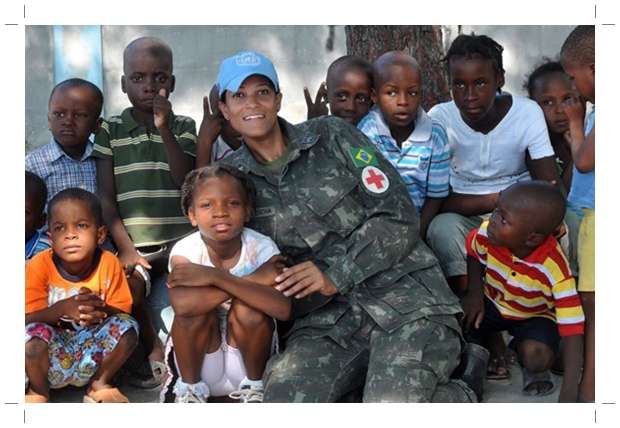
[275,261,338,299]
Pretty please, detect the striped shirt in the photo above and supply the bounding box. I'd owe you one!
[92,108,197,247]
[466,221,584,337]
[358,106,450,211]
[25,137,97,205]
[26,230,51,260]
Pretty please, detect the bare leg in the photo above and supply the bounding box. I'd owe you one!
[579,291,595,401]
[228,299,273,380]
[25,338,50,399]
[128,273,164,363]
[518,339,555,395]
[87,329,138,394]
[171,310,220,384]
[485,331,509,379]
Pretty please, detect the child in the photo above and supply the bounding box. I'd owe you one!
[462,181,584,402]
[93,36,197,387]
[525,60,583,191]
[25,188,138,403]
[195,84,243,168]
[160,165,290,403]
[358,51,450,239]
[26,78,103,204]
[26,171,51,260]
[304,55,373,126]
[426,33,560,380]
[426,33,560,293]
[560,25,595,403]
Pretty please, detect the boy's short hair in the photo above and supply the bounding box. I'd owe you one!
[26,171,48,213]
[48,78,104,117]
[180,165,256,217]
[123,36,173,72]
[47,188,103,227]
[505,181,566,236]
[372,51,420,88]
[523,59,566,98]
[560,25,595,66]
[444,33,505,75]
[326,55,373,87]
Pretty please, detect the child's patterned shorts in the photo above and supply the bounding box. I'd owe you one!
[25,314,138,388]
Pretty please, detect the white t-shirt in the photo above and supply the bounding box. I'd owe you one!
[428,96,554,195]
[168,227,280,277]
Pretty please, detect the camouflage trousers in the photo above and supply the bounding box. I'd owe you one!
[263,314,476,402]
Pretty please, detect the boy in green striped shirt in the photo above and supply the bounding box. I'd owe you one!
[93,36,196,387]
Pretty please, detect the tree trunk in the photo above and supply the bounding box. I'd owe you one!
[345,25,450,110]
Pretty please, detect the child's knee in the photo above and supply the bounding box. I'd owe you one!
[518,340,554,371]
[229,300,271,331]
[118,327,139,352]
[25,338,48,360]
[175,311,218,331]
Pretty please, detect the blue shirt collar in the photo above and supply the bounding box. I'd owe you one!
[370,105,432,144]
[47,135,95,163]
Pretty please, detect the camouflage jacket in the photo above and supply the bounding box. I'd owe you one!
[221,116,461,338]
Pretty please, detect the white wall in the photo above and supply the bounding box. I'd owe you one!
[25,25,575,151]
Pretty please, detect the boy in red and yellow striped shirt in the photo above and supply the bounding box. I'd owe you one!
[462,181,583,402]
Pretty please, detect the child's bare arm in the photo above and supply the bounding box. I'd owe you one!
[461,256,485,333]
[169,258,291,320]
[96,158,151,273]
[168,286,231,317]
[563,100,594,173]
[559,334,584,402]
[168,255,232,316]
[196,85,224,168]
[419,198,444,240]
[527,155,562,185]
[440,192,498,216]
[304,83,328,120]
[568,126,595,173]
[153,88,194,187]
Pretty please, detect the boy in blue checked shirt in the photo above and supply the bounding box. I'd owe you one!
[26,78,102,205]
[358,51,450,240]
[25,172,51,260]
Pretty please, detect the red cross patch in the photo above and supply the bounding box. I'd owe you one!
[361,166,389,194]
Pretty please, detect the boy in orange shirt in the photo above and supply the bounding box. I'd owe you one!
[25,188,138,403]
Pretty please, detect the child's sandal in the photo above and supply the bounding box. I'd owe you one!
[486,356,510,380]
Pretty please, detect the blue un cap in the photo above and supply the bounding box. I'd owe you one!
[216,51,280,98]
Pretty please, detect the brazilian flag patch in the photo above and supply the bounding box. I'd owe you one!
[349,147,378,168]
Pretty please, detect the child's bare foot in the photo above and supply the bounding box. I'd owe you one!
[148,340,167,383]
[84,383,129,403]
[487,355,510,380]
[522,369,555,396]
[25,388,49,403]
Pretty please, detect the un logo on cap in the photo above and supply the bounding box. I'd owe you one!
[236,52,261,66]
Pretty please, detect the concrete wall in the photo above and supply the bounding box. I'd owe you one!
[25,25,575,152]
